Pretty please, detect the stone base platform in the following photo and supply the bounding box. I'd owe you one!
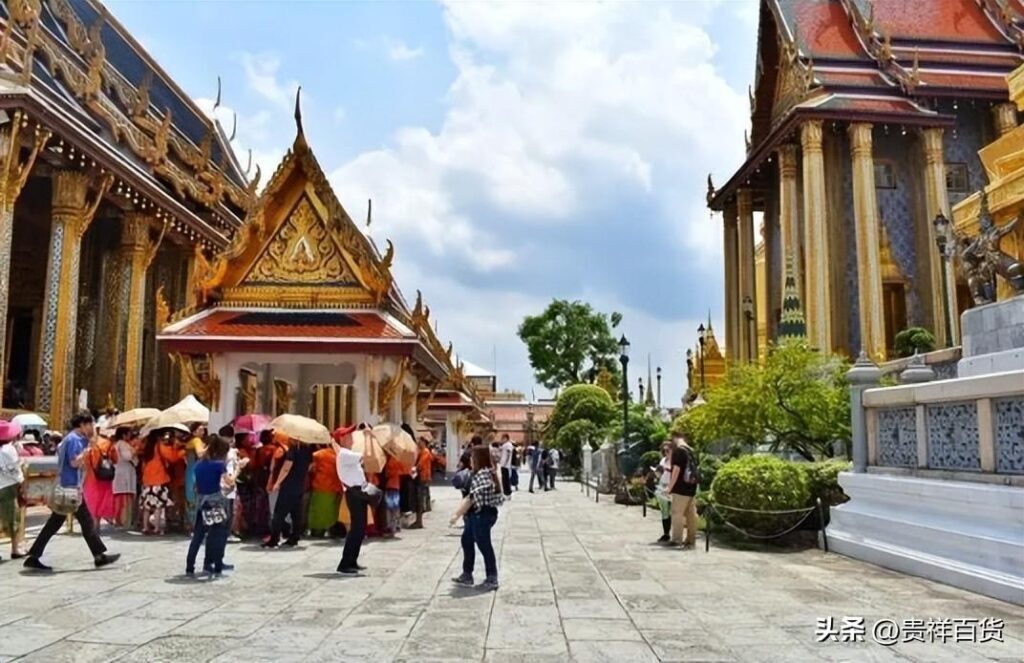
[958,295,1024,377]
[827,472,1024,605]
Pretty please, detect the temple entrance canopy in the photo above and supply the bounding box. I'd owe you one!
[158,100,451,431]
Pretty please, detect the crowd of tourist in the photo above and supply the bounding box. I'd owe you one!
[0,412,444,577]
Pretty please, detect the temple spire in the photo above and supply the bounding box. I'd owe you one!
[645,354,655,407]
[294,86,305,141]
[778,251,807,340]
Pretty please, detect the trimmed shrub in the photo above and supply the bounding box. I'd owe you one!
[803,460,851,507]
[894,327,936,358]
[709,455,810,534]
[639,450,662,469]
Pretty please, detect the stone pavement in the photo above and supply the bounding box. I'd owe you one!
[0,478,1021,662]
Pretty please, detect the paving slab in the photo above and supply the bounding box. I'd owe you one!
[0,479,1020,662]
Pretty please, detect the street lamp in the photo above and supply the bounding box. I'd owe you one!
[697,324,706,393]
[618,335,630,447]
[656,366,662,409]
[742,295,755,361]
[526,402,535,446]
[933,212,954,348]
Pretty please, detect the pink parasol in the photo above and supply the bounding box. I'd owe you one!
[233,414,272,440]
[0,420,22,442]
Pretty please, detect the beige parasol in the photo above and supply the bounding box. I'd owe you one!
[140,395,210,437]
[110,408,160,429]
[351,427,387,474]
[269,414,331,445]
[372,423,418,468]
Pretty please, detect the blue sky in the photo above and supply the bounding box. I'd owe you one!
[108,0,759,404]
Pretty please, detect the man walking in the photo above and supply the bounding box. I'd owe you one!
[528,443,543,493]
[668,437,698,549]
[23,412,120,572]
[334,426,380,574]
[263,436,313,548]
[498,434,514,498]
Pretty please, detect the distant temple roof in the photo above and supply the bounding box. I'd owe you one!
[709,0,1024,210]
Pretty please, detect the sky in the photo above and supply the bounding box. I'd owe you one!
[107,0,760,405]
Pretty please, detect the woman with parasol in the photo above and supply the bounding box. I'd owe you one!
[262,415,328,548]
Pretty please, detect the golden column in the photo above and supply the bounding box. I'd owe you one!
[0,116,48,406]
[847,123,886,361]
[800,120,832,352]
[722,200,739,362]
[920,127,957,345]
[36,170,111,427]
[736,188,756,362]
[121,213,157,409]
[777,144,801,310]
[993,103,1018,137]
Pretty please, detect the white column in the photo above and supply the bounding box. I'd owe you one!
[446,412,460,473]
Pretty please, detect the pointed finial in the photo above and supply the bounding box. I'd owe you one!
[366,198,372,228]
[244,148,252,176]
[707,309,713,331]
[294,85,304,136]
[228,112,237,142]
[214,75,222,110]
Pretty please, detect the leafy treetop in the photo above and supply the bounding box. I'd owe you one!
[518,299,622,390]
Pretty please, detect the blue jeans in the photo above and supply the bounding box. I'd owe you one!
[461,508,498,580]
[186,499,229,573]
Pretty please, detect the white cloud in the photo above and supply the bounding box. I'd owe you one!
[236,51,299,110]
[383,36,424,62]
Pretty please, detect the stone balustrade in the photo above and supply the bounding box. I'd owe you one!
[861,371,1023,478]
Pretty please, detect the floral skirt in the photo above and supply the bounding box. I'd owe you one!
[140,484,173,510]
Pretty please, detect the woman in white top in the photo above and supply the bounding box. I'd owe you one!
[112,428,139,529]
[0,427,27,560]
[654,443,673,543]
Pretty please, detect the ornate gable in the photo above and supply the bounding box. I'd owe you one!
[194,93,396,310]
[242,195,360,287]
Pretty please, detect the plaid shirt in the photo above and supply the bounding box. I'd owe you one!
[469,470,504,510]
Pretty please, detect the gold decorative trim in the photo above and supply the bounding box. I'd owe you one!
[174,352,220,410]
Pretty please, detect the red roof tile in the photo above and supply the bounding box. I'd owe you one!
[816,69,892,88]
[870,0,1007,45]
[790,1,868,59]
[917,71,1008,92]
[163,310,408,340]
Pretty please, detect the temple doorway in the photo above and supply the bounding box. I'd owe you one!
[882,282,908,357]
[3,308,35,409]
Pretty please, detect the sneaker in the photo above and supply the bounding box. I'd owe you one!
[185,568,195,576]
[94,553,121,568]
[337,566,360,575]
[451,573,474,586]
[479,577,499,591]
[205,562,235,573]
[656,534,669,543]
[261,540,279,549]
[23,556,52,572]
[680,543,695,551]
[227,535,242,544]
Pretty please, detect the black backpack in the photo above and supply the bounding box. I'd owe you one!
[681,449,700,486]
[94,449,116,482]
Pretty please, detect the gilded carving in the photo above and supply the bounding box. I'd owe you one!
[273,379,294,416]
[176,353,220,410]
[377,358,409,415]
[245,197,357,285]
[155,285,171,331]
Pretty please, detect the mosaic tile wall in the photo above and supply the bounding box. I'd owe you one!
[876,407,917,467]
[942,103,990,207]
[926,402,981,470]
[873,131,924,327]
[838,132,861,353]
[994,397,1024,474]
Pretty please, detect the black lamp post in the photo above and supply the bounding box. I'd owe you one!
[656,366,662,409]
[618,335,630,447]
[697,324,706,392]
[932,212,954,348]
[526,402,535,446]
[742,295,755,361]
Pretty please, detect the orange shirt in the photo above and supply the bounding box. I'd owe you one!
[85,438,119,478]
[142,442,183,487]
[311,447,343,493]
[417,448,433,483]
[384,455,407,491]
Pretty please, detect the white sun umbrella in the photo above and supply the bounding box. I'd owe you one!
[11,413,47,429]
[110,408,161,429]
[269,414,331,445]
[140,396,210,437]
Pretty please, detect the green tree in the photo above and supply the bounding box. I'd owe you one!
[518,299,622,390]
[673,340,851,461]
[608,403,669,454]
[894,327,936,358]
[544,384,616,470]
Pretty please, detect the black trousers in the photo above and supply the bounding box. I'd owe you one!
[29,502,107,559]
[339,488,367,569]
[268,486,303,545]
[500,467,512,496]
